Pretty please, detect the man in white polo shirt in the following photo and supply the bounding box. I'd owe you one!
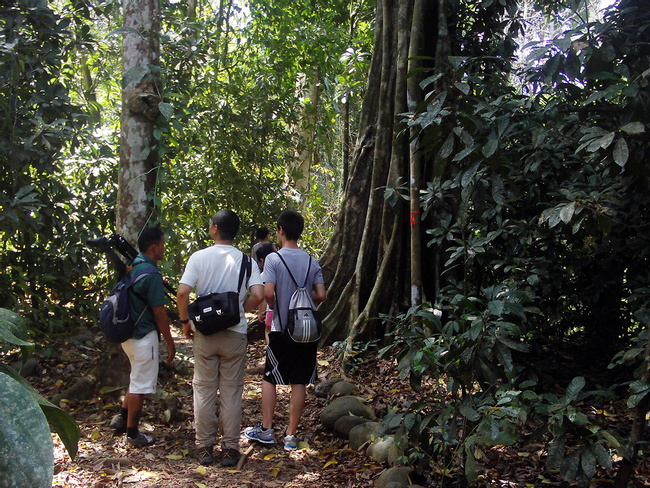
[177,209,263,467]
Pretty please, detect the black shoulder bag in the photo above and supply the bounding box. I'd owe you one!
[188,253,251,336]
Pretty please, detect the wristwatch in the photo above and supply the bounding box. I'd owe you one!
[180,318,190,324]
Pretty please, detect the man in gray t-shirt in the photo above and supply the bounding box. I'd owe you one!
[244,210,326,452]
[262,247,323,334]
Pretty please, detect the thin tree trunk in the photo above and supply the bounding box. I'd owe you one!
[405,0,423,316]
[291,71,320,203]
[220,0,232,66]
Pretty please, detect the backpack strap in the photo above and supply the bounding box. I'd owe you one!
[237,253,251,292]
[126,262,161,328]
[127,262,160,301]
[274,252,312,288]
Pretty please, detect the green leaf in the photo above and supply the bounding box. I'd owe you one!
[620,122,645,134]
[496,343,514,372]
[0,308,32,347]
[455,82,470,95]
[560,450,580,481]
[0,364,80,459]
[629,380,650,394]
[491,430,517,446]
[482,139,498,158]
[158,102,173,121]
[459,404,480,422]
[566,407,589,426]
[600,430,621,450]
[496,334,529,353]
[587,132,615,152]
[488,300,504,317]
[584,90,605,105]
[627,390,650,409]
[592,443,612,471]
[464,448,479,483]
[448,56,467,69]
[612,137,629,167]
[581,448,597,479]
[439,133,454,159]
[560,202,576,224]
[564,377,585,403]
[461,161,480,187]
[0,372,54,488]
[122,66,148,88]
[547,437,565,472]
[454,146,477,164]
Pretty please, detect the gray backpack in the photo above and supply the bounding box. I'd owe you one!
[275,252,322,343]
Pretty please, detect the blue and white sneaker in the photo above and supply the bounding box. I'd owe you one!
[244,423,275,444]
[283,434,298,451]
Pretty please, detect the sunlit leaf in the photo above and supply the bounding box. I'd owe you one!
[319,448,338,459]
[560,202,576,224]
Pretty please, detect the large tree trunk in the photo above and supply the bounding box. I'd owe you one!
[320,0,444,350]
[116,0,161,243]
[320,0,409,347]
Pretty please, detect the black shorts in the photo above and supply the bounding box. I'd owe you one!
[263,332,317,385]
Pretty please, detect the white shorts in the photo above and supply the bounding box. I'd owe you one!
[121,330,159,394]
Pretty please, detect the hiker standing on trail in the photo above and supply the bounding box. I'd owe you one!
[177,210,263,467]
[244,209,326,451]
[251,226,275,269]
[109,226,176,448]
[255,241,276,343]
[251,226,276,325]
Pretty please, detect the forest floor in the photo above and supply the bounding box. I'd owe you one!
[16,319,650,488]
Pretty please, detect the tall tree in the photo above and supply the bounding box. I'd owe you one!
[320,0,522,345]
[0,0,90,325]
[117,0,162,242]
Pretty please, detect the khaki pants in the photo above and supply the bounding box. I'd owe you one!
[192,328,247,450]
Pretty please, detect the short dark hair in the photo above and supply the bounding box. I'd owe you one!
[212,209,240,241]
[138,226,164,252]
[277,209,304,241]
[255,226,270,241]
[255,242,275,269]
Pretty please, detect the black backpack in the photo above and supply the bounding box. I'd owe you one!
[99,263,159,343]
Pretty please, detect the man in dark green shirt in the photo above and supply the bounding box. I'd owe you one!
[109,227,176,447]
